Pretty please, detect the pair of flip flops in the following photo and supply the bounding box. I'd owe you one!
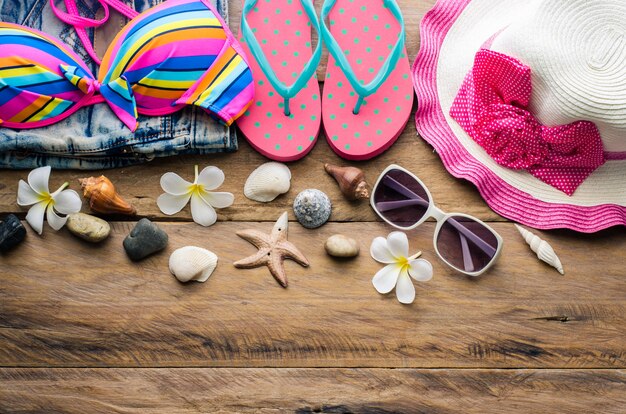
[236,0,413,162]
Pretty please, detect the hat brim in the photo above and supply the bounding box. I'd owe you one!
[412,0,626,232]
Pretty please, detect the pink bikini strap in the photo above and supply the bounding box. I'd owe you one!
[50,0,139,65]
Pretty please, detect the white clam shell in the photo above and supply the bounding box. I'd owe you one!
[169,246,218,283]
[515,224,564,275]
[244,162,291,202]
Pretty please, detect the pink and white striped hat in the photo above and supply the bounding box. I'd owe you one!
[413,0,626,232]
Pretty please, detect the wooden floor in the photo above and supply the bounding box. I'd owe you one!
[1,1,625,413]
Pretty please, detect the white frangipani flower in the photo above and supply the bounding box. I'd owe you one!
[157,165,234,227]
[16,166,82,235]
[370,231,433,304]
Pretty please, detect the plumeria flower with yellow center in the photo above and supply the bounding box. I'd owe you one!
[17,166,82,235]
[370,231,433,304]
[157,165,234,227]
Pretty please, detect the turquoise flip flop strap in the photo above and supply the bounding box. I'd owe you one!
[241,0,322,116]
[320,0,405,114]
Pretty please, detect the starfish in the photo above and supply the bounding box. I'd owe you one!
[234,212,309,288]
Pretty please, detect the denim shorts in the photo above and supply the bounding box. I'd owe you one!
[0,0,237,169]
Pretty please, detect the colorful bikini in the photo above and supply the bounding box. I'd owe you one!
[0,0,254,131]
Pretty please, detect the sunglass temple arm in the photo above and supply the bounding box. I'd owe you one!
[376,176,497,259]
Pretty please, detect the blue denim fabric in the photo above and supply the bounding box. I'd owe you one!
[0,0,237,169]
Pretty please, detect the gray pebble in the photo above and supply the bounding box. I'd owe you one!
[293,189,332,229]
[0,214,26,253]
[67,213,111,243]
[123,218,168,261]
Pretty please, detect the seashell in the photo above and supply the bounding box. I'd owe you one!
[324,163,370,200]
[515,224,564,275]
[293,189,332,229]
[79,176,136,215]
[325,234,360,258]
[169,246,218,283]
[244,162,291,202]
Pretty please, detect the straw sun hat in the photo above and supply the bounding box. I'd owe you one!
[413,0,626,232]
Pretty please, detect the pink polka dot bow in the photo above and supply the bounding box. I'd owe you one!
[450,49,605,196]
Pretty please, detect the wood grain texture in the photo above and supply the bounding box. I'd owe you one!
[1,221,624,368]
[1,0,624,411]
[1,368,625,414]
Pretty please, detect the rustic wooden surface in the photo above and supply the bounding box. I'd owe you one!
[2,369,625,414]
[1,221,625,369]
[1,0,625,412]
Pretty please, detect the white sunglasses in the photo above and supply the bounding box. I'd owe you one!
[370,164,503,276]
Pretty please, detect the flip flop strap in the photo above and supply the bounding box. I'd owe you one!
[241,0,322,112]
[320,0,405,100]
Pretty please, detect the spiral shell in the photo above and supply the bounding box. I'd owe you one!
[324,163,370,200]
[293,189,332,229]
[515,224,564,275]
[79,176,136,215]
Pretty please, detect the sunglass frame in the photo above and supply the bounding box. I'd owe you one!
[370,164,503,276]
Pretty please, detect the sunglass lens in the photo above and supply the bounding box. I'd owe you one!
[436,215,499,273]
[373,169,431,228]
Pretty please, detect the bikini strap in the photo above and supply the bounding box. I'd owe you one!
[49,0,139,65]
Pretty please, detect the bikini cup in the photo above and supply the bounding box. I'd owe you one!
[0,0,254,131]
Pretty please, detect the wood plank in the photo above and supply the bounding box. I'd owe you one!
[4,3,623,412]
[1,368,624,413]
[1,221,624,368]
[0,119,504,223]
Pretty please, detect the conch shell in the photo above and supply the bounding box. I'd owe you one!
[324,163,370,200]
[79,176,136,215]
[515,224,564,275]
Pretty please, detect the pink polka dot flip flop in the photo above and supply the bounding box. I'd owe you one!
[320,0,414,160]
[236,0,323,161]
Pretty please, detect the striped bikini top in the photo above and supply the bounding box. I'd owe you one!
[0,0,254,131]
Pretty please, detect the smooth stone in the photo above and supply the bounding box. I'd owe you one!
[0,214,26,252]
[123,218,168,261]
[66,213,111,243]
[293,189,332,229]
[324,234,360,258]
